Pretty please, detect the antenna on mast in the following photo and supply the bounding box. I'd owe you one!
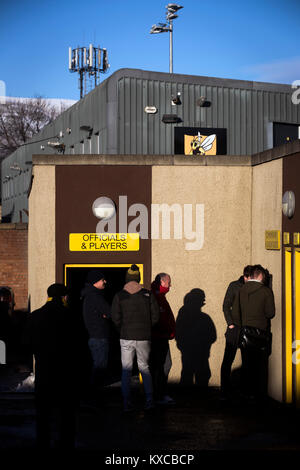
[68,44,110,99]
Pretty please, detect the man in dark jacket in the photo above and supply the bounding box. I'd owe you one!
[232,264,275,401]
[24,283,79,449]
[111,265,159,411]
[220,265,252,399]
[150,273,176,404]
[81,270,111,388]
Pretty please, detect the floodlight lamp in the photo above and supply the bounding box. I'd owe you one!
[197,97,211,108]
[171,93,181,105]
[47,142,66,154]
[10,164,21,172]
[166,3,183,12]
[166,13,178,20]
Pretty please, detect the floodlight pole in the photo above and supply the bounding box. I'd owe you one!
[169,20,173,74]
[150,4,182,74]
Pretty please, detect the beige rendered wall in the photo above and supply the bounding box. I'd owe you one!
[28,165,56,311]
[152,166,252,385]
[251,159,283,402]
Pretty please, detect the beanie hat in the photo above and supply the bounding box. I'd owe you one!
[125,264,140,283]
[47,283,69,298]
[86,269,106,285]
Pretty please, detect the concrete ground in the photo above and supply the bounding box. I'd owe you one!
[1,363,300,461]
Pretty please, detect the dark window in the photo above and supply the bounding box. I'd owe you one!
[273,123,299,148]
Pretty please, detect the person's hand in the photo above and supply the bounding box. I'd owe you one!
[228,324,235,329]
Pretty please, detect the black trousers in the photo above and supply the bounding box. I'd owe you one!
[240,347,269,400]
[150,339,169,400]
[35,393,76,449]
[220,341,238,395]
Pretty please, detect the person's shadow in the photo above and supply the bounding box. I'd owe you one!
[176,289,217,390]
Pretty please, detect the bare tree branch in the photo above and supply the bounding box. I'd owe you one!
[0,97,62,160]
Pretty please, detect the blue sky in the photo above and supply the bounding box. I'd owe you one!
[1,0,300,101]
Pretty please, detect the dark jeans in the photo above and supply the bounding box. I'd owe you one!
[241,347,269,400]
[150,339,169,400]
[220,341,238,395]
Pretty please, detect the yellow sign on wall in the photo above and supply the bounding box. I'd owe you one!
[265,230,281,250]
[69,233,139,251]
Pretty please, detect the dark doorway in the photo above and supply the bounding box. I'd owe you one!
[64,264,142,386]
[273,122,299,148]
[65,265,129,306]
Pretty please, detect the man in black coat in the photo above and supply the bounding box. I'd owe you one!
[111,265,159,411]
[220,265,252,399]
[24,283,79,449]
[81,270,111,388]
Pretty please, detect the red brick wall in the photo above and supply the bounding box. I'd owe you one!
[0,223,28,310]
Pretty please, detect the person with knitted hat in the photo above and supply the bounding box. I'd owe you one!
[111,264,159,411]
[23,283,80,449]
[81,269,111,389]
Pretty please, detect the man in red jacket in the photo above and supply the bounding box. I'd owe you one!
[150,273,176,405]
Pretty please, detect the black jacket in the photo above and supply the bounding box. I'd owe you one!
[23,299,80,396]
[81,284,111,339]
[111,281,160,340]
[222,276,244,326]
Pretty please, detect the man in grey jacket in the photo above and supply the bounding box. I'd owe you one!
[111,265,159,411]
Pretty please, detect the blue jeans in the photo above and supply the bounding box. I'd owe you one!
[88,338,109,386]
[120,339,153,406]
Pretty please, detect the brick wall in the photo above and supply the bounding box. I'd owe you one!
[0,223,28,310]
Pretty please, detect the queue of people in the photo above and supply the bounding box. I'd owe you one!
[24,262,275,448]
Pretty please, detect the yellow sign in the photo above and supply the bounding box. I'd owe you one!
[69,233,139,251]
[265,230,281,250]
[283,232,290,245]
[294,233,300,246]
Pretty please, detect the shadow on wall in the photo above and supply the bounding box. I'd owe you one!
[176,289,217,389]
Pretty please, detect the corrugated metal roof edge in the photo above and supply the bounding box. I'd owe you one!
[107,68,294,94]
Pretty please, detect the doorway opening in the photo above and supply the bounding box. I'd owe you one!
[64,264,144,385]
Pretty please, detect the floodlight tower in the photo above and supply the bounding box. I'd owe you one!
[150,3,183,74]
[69,44,109,99]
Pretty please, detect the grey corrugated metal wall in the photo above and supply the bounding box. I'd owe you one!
[117,75,300,155]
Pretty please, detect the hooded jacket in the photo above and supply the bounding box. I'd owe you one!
[231,280,275,331]
[111,281,160,340]
[151,281,176,340]
[81,283,111,339]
